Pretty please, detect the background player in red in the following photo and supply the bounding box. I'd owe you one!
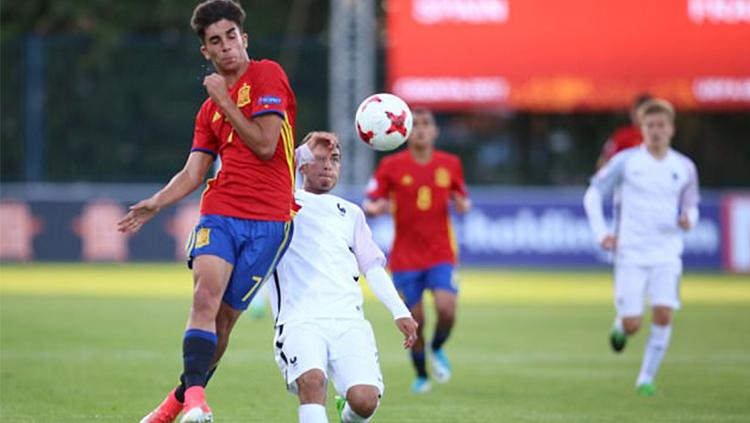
[596,93,653,169]
[363,107,471,394]
[117,1,297,422]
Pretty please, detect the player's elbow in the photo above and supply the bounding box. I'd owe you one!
[178,169,205,192]
[255,141,277,161]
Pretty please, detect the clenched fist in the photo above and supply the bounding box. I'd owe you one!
[203,73,232,108]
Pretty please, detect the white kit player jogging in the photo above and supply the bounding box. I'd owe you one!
[584,143,700,394]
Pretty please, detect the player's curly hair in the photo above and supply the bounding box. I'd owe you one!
[191,0,246,42]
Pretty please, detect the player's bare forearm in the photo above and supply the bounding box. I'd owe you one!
[152,172,201,209]
[117,152,212,234]
[363,198,389,216]
[219,102,282,161]
[154,152,213,208]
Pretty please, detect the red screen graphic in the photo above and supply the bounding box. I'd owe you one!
[387,0,750,111]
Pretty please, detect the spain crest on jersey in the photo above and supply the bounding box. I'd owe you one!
[237,83,251,108]
[435,167,451,188]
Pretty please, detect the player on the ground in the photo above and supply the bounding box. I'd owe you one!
[271,131,418,423]
[117,1,297,421]
[583,99,700,396]
[363,108,471,394]
[595,94,653,169]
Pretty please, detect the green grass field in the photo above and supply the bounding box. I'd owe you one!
[1,264,749,422]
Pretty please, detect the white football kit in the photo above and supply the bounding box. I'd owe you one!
[269,187,411,397]
[584,145,700,317]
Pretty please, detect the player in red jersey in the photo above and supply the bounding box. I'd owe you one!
[596,94,653,169]
[364,108,471,393]
[117,1,297,422]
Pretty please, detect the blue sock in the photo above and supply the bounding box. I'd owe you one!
[431,329,451,352]
[411,350,428,378]
[182,329,217,389]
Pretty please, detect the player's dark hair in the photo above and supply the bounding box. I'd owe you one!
[191,0,246,42]
[411,107,435,122]
[637,98,675,122]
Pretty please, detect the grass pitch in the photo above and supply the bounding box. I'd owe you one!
[1,264,749,422]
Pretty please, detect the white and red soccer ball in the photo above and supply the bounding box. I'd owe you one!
[355,93,413,151]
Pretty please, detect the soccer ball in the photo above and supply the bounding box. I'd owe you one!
[354,93,413,151]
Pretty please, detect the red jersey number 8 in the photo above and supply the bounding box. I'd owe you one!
[417,186,431,211]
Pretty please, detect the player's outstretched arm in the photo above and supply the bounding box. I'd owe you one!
[362,198,390,216]
[366,265,418,349]
[203,73,282,161]
[352,207,417,347]
[117,152,213,234]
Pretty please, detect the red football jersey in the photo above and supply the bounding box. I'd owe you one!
[600,125,643,162]
[367,150,468,271]
[192,60,297,222]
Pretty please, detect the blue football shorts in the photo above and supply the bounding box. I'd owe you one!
[186,214,293,311]
[391,263,458,309]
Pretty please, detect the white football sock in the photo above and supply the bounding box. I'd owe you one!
[299,404,328,423]
[341,401,377,423]
[613,316,624,332]
[636,324,672,386]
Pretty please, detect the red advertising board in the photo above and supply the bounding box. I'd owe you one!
[387,0,750,111]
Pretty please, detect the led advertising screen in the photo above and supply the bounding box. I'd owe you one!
[387,0,750,111]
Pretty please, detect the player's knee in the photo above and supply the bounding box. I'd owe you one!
[437,308,456,326]
[434,291,457,313]
[296,369,326,402]
[622,318,641,335]
[652,307,672,326]
[191,284,223,317]
[347,386,379,417]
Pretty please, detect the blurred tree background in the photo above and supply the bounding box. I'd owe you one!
[1,0,331,182]
[2,0,749,186]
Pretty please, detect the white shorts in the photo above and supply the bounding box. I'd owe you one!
[273,319,384,397]
[614,262,682,318]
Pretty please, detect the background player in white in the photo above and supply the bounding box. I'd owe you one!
[269,131,419,423]
[583,99,700,396]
